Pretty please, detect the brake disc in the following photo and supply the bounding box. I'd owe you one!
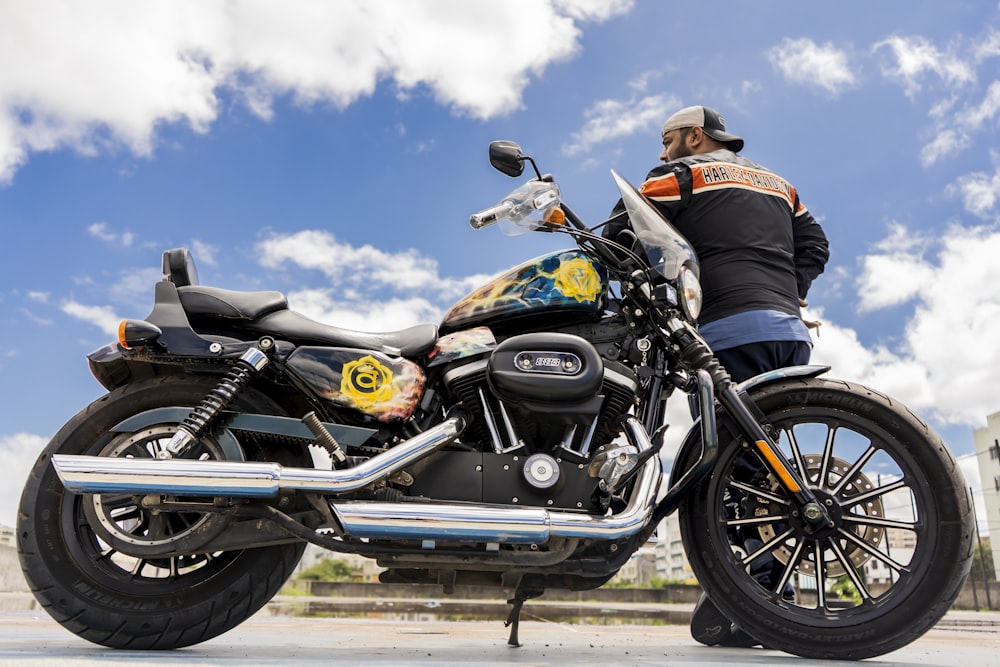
[751,454,885,577]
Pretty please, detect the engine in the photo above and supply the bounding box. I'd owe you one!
[403,329,639,511]
[453,332,637,457]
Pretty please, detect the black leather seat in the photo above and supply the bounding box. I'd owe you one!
[162,248,438,357]
[246,310,439,358]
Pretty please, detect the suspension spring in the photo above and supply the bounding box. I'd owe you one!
[163,343,271,457]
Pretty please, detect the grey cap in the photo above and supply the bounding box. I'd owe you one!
[661,105,744,152]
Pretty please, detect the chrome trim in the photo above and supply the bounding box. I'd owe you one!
[52,414,465,498]
[736,364,830,393]
[332,416,660,544]
[55,412,663,547]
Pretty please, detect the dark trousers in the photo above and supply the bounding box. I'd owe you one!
[714,339,811,384]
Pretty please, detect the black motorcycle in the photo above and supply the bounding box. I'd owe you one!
[18,141,973,659]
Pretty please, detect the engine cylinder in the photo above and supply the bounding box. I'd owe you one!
[487,332,603,407]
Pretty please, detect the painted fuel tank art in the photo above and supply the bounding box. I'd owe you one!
[426,326,497,367]
[286,347,425,423]
[441,250,607,332]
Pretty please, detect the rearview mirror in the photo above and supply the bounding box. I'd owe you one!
[488,140,525,177]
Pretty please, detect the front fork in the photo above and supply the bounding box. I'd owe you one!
[664,318,832,529]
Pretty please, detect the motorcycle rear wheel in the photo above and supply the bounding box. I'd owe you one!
[17,376,307,649]
[678,377,973,660]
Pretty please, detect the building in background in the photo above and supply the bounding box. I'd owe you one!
[974,410,1000,580]
[655,515,694,583]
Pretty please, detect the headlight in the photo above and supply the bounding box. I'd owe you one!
[678,265,702,321]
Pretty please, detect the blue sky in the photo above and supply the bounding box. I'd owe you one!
[2,0,1000,527]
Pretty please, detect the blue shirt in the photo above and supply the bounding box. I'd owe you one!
[698,309,812,352]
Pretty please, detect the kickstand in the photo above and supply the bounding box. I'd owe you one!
[504,596,526,647]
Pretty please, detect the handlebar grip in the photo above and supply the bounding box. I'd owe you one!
[470,202,513,230]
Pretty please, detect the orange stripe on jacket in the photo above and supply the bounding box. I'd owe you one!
[639,172,681,201]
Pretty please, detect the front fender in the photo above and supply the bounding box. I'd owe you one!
[667,364,829,490]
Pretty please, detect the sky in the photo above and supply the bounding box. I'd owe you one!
[2,0,999,530]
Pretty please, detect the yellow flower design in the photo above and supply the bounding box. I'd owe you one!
[553,257,601,303]
[340,355,394,409]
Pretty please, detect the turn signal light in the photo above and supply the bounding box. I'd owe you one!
[118,319,162,349]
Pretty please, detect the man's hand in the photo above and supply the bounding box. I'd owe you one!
[799,298,821,336]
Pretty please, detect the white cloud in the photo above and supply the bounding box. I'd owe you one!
[190,239,219,267]
[562,93,679,156]
[552,0,633,22]
[287,288,443,332]
[856,223,937,311]
[874,35,975,97]
[959,80,1000,130]
[0,433,48,527]
[88,222,135,248]
[973,28,1000,62]
[920,128,970,167]
[257,229,492,302]
[60,300,121,336]
[0,0,632,184]
[767,38,856,95]
[923,82,1000,165]
[109,267,162,305]
[950,162,1000,218]
[819,223,1000,427]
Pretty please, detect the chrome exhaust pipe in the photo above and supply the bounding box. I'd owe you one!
[51,413,466,498]
[331,417,661,544]
[54,413,661,546]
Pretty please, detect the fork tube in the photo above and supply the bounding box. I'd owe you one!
[715,383,829,521]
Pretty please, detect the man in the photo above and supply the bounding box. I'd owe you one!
[608,106,829,647]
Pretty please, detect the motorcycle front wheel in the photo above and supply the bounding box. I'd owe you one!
[678,376,974,660]
[17,376,308,649]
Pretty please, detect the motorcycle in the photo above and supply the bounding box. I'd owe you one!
[18,141,973,659]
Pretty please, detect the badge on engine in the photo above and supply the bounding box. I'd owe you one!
[513,351,582,375]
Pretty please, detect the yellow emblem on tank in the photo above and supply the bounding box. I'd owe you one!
[553,256,601,303]
[341,355,394,408]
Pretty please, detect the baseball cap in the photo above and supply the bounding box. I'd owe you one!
[661,106,744,152]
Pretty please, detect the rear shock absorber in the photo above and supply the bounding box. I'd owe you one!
[162,339,273,458]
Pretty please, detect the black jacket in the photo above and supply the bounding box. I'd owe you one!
[608,149,829,325]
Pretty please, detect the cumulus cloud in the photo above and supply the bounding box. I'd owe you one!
[60,300,121,337]
[1,433,48,527]
[920,128,971,167]
[822,223,1000,427]
[88,222,135,248]
[923,82,1000,165]
[562,93,680,156]
[767,38,856,95]
[950,162,1000,218]
[287,289,444,332]
[0,0,632,184]
[257,229,493,302]
[856,223,937,311]
[874,35,975,97]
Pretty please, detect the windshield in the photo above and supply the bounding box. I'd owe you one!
[611,170,699,282]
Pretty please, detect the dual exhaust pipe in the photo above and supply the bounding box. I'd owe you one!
[52,415,660,545]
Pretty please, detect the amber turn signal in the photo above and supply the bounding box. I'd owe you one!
[118,319,162,349]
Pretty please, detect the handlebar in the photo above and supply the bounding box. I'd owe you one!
[470,201,514,230]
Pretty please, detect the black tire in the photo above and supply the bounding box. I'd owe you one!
[17,376,308,649]
[678,377,974,660]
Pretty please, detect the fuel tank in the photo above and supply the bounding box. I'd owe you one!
[440,250,608,335]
